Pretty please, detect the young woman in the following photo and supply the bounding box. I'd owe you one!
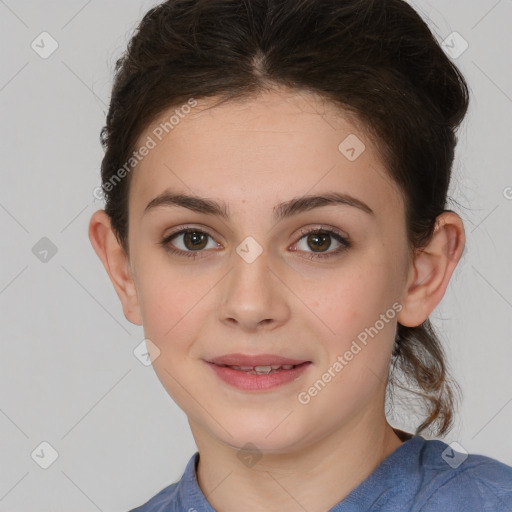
[88,0,512,510]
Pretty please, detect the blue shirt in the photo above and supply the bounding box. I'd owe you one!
[129,434,512,511]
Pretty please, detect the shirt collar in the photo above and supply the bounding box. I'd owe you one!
[175,452,216,511]
[175,434,425,511]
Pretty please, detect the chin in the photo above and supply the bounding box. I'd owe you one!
[212,413,309,454]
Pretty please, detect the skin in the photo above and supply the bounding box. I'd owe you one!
[89,87,465,512]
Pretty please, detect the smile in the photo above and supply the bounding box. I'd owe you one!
[205,361,312,391]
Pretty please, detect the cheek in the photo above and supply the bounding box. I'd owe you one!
[135,264,202,347]
[311,266,389,329]
[136,267,209,408]
[311,262,399,365]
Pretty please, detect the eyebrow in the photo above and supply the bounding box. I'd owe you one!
[143,190,374,221]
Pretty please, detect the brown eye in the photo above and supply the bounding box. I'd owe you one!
[181,230,209,250]
[293,228,351,260]
[160,226,350,261]
[161,228,219,259]
[306,232,331,252]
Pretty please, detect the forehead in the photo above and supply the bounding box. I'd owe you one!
[128,88,402,221]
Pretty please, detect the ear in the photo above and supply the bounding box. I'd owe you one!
[88,209,142,326]
[397,211,465,328]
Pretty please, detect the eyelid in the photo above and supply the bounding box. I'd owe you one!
[164,224,218,240]
[294,224,349,242]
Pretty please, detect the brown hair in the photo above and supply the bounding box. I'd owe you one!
[99,0,469,437]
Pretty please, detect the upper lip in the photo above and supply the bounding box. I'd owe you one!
[206,353,310,366]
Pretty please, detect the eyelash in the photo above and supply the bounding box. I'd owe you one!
[159,225,351,261]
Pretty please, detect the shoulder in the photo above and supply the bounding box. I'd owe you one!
[416,439,512,511]
[127,452,202,512]
[128,481,179,512]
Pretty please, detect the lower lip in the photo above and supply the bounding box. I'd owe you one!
[206,361,311,391]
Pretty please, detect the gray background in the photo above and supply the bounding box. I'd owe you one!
[0,0,511,510]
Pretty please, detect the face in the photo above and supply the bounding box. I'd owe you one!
[124,88,412,453]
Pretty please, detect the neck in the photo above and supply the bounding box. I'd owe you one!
[191,416,404,512]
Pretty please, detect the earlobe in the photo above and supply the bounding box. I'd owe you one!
[88,209,143,326]
[397,212,465,328]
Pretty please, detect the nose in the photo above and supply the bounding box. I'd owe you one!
[217,248,291,332]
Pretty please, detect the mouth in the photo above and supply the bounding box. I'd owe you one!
[204,354,312,391]
[209,362,310,375]
[206,353,310,367]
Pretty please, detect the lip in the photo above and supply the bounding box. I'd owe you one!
[204,354,312,391]
[206,353,310,366]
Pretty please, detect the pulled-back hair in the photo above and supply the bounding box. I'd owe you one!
[99,0,470,437]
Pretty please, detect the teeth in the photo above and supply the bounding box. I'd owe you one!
[227,364,297,373]
[254,365,272,373]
